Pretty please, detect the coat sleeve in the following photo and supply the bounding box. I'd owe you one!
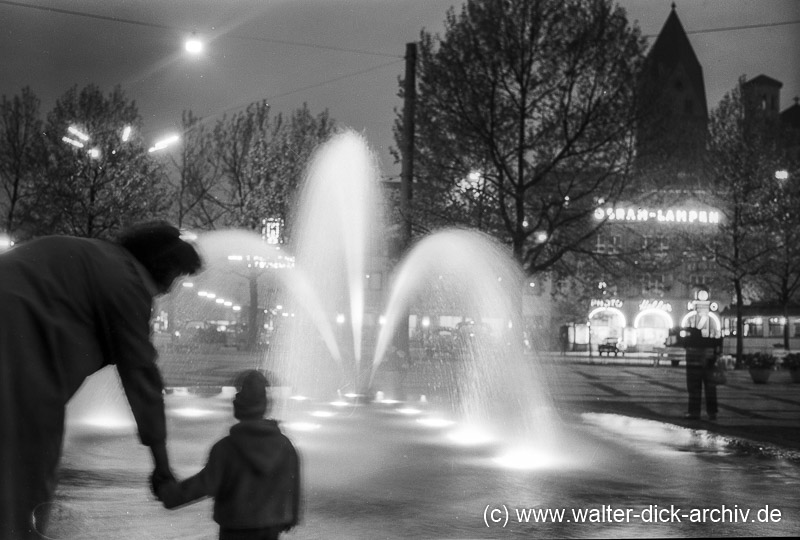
[158,443,226,509]
[101,257,166,448]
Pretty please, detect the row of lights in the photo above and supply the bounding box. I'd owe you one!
[183,283,302,319]
[182,282,242,312]
[62,124,180,156]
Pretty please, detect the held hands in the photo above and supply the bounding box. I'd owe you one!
[150,468,176,500]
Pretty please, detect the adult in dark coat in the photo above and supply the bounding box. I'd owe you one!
[0,222,202,539]
[156,370,301,540]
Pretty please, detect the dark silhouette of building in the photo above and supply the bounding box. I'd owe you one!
[743,74,783,121]
[583,5,722,353]
[636,3,708,190]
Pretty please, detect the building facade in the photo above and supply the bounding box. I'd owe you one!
[571,6,800,354]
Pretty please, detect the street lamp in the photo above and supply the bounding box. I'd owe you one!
[0,233,13,251]
[148,134,180,153]
[62,124,134,157]
[185,36,204,55]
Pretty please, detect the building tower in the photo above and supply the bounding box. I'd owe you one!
[743,74,783,121]
[636,3,708,189]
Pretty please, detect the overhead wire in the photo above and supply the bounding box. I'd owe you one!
[0,0,401,59]
[3,0,798,135]
[3,0,797,51]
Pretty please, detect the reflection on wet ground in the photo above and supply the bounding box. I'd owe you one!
[48,387,800,539]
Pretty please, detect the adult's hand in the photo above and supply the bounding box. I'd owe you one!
[149,442,174,496]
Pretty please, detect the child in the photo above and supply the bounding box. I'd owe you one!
[155,370,300,540]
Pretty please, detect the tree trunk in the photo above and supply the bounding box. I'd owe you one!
[735,278,744,363]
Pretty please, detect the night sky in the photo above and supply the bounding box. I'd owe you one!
[1,0,798,177]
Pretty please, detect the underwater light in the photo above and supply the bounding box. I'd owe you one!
[396,407,422,415]
[447,427,495,446]
[284,422,320,432]
[416,417,455,428]
[310,410,335,418]
[493,446,557,470]
[290,395,309,401]
[330,400,349,407]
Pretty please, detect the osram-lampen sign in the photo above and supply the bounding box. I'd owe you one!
[594,207,720,224]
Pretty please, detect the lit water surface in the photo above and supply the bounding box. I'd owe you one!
[49,390,800,539]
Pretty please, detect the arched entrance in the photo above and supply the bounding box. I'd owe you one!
[634,308,674,352]
[588,307,626,350]
[681,311,722,338]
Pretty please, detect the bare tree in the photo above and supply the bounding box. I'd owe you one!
[185,101,335,349]
[169,110,225,230]
[702,78,779,359]
[760,160,800,349]
[31,84,168,239]
[0,87,44,239]
[396,0,646,275]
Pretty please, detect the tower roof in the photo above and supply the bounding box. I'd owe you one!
[642,5,708,115]
[744,74,784,89]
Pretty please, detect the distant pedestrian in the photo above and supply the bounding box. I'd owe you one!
[0,222,203,539]
[682,330,721,421]
[155,370,301,540]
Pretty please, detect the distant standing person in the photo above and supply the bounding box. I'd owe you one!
[155,370,301,540]
[0,222,203,539]
[682,329,721,421]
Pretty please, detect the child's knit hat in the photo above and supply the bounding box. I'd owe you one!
[233,370,269,420]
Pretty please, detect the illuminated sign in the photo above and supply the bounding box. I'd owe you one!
[591,298,623,308]
[687,300,718,312]
[262,218,283,244]
[594,207,720,225]
[639,299,672,312]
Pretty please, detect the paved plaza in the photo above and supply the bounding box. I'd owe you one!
[158,350,800,455]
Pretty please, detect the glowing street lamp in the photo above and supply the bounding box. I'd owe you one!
[67,126,90,142]
[185,37,204,55]
[61,136,85,149]
[0,233,14,251]
[148,134,180,153]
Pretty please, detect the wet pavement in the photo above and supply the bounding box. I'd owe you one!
[42,351,800,539]
[158,349,800,454]
[546,355,800,456]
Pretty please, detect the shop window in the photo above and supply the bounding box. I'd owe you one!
[556,278,570,295]
[743,317,764,337]
[644,235,668,257]
[768,318,784,338]
[722,318,734,337]
[595,234,621,254]
[640,273,665,296]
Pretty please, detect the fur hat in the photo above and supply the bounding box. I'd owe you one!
[233,370,270,420]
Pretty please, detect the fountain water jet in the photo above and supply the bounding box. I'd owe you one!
[265,130,560,456]
[373,228,559,449]
[271,130,383,398]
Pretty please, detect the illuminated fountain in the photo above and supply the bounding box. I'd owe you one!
[64,130,562,463]
[261,130,558,454]
[53,130,800,539]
